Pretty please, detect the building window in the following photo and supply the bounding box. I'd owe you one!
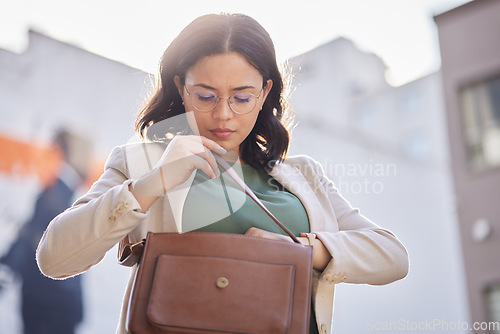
[486,283,500,333]
[460,74,500,171]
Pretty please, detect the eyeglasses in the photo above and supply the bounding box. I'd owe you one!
[184,85,263,115]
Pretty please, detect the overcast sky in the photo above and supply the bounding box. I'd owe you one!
[1,0,471,86]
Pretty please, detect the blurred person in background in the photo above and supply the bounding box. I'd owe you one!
[0,128,92,334]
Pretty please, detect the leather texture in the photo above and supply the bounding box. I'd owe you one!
[127,232,313,334]
[118,236,143,267]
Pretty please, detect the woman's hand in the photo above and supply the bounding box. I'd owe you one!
[130,135,226,212]
[154,135,226,190]
[245,227,332,271]
[244,227,294,243]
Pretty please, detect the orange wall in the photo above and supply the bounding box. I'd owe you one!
[0,135,103,188]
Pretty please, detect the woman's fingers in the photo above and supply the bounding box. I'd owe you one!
[200,136,227,155]
[176,136,221,178]
[191,154,218,179]
[244,227,294,243]
[163,135,224,176]
[131,135,226,201]
[203,147,220,178]
[140,135,227,194]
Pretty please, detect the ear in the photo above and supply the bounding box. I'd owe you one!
[174,75,183,97]
[261,79,273,104]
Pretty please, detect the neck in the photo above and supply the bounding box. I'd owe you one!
[222,149,244,164]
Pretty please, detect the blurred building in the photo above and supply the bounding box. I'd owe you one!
[0,30,152,156]
[0,30,151,333]
[289,38,469,332]
[435,0,500,329]
[2,5,494,331]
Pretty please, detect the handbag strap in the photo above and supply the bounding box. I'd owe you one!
[214,155,300,244]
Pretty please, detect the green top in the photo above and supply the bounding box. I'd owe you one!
[182,163,319,334]
[182,163,309,235]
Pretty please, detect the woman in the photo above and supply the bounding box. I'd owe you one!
[36,13,409,334]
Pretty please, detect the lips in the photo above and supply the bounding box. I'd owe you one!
[210,128,235,139]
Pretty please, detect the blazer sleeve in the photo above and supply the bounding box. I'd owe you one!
[305,157,409,285]
[36,146,147,279]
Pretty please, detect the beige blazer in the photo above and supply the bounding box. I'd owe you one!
[37,142,409,334]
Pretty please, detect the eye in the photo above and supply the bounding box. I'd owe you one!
[233,93,253,103]
[195,90,216,102]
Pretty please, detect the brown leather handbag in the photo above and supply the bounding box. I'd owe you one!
[119,156,313,334]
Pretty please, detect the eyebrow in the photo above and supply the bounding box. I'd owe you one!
[190,83,257,91]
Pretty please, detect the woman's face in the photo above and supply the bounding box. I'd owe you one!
[175,52,273,159]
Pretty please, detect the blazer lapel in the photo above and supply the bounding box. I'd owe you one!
[269,163,327,232]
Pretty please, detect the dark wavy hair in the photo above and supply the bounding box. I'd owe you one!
[135,13,293,169]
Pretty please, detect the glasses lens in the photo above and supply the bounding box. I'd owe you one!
[192,90,217,112]
[230,93,257,114]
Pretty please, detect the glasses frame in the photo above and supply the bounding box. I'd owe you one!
[184,85,263,115]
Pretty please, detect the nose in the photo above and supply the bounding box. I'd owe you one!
[212,97,233,120]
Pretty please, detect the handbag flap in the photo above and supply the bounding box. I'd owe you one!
[147,254,295,333]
